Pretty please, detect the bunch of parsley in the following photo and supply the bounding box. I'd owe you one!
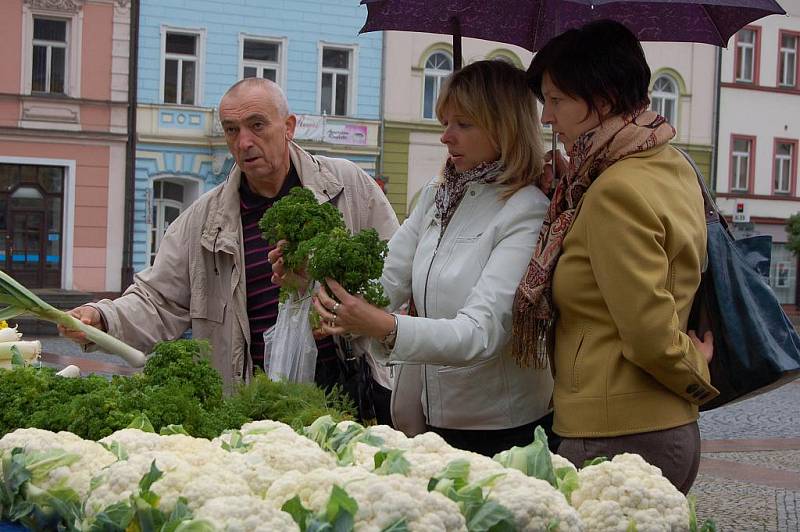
[300,227,390,307]
[0,339,354,440]
[258,187,346,271]
[259,186,391,307]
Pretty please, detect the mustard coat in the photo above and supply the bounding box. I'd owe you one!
[552,144,719,437]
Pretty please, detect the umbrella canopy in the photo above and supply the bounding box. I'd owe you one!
[360,0,787,52]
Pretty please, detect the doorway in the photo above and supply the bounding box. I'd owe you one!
[0,164,64,288]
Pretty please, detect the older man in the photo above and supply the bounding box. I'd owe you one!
[62,78,398,421]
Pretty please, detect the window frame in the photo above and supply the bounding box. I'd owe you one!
[778,30,800,89]
[772,138,798,196]
[20,5,82,97]
[146,176,202,265]
[486,49,522,68]
[729,134,756,194]
[650,73,679,126]
[317,42,358,117]
[421,50,453,120]
[31,17,68,95]
[238,34,287,86]
[734,26,761,84]
[159,25,206,106]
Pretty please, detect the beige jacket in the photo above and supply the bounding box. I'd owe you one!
[379,180,554,431]
[92,142,399,389]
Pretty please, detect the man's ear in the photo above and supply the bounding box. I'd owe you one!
[285,114,297,141]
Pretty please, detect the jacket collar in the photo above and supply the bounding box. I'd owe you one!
[288,141,344,203]
[200,167,242,255]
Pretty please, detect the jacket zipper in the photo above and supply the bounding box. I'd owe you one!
[421,214,445,423]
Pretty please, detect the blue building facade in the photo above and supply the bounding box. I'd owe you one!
[134,0,383,271]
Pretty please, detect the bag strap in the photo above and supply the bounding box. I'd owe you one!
[675,147,727,230]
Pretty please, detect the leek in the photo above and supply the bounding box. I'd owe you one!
[0,340,41,369]
[0,325,22,342]
[0,270,146,367]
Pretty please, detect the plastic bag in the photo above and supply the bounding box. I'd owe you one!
[264,286,318,383]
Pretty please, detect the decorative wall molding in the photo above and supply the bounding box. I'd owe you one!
[23,0,84,13]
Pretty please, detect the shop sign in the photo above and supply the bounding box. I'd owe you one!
[294,115,324,142]
[323,123,368,146]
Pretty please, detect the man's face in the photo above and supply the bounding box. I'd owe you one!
[219,85,296,184]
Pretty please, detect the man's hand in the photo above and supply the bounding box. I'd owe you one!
[688,330,713,363]
[267,240,310,292]
[57,305,105,345]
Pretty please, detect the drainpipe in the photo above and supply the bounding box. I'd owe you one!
[710,45,722,193]
[121,0,139,290]
[378,30,386,181]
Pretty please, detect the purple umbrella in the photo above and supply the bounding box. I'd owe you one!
[360,0,787,55]
[361,0,786,170]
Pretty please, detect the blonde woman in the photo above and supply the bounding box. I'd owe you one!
[309,60,554,455]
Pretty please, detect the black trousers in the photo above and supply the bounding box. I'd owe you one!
[314,349,393,427]
[428,411,560,457]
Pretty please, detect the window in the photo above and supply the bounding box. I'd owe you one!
[735,28,759,83]
[242,38,282,82]
[774,140,796,194]
[730,136,754,192]
[149,180,185,265]
[422,51,453,120]
[650,74,679,126]
[770,244,796,304]
[163,31,199,105]
[320,46,354,116]
[779,32,798,88]
[31,18,67,94]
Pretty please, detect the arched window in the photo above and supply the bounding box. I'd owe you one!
[651,74,679,126]
[149,179,185,265]
[422,51,452,120]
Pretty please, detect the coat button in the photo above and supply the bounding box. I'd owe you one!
[469,190,476,196]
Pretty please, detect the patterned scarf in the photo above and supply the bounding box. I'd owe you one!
[511,109,676,368]
[436,159,504,236]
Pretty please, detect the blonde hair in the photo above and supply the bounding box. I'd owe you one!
[436,60,545,198]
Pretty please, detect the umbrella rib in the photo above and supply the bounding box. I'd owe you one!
[700,4,725,47]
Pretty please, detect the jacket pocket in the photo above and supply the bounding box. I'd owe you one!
[436,357,509,428]
[571,330,588,393]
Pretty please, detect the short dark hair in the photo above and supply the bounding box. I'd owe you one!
[527,20,651,118]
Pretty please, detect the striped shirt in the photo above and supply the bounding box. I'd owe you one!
[239,165,337,372]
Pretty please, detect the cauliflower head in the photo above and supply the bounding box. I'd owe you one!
[84,450,253,519]
[483,468,583,532]
[191,495,299,531]
[266,466,467,531]
[571,453,689,532]
[100,428,226,467]
[0,427,116,499]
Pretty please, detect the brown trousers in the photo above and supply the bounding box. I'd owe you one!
[557,421,701,494]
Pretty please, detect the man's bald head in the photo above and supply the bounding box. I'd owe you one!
[220,77,290,118]
[218,77,297,196]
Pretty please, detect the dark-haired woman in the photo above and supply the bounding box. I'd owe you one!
[513,19,716,493]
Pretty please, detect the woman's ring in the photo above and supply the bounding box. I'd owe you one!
[332,302,341,313]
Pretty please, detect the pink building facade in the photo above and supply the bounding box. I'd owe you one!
[0,0,131,293]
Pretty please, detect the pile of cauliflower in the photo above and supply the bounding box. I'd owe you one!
[0,417,701,531]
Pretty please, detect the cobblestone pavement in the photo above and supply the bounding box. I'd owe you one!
[693,380,800,531]
[34,336,800,531]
